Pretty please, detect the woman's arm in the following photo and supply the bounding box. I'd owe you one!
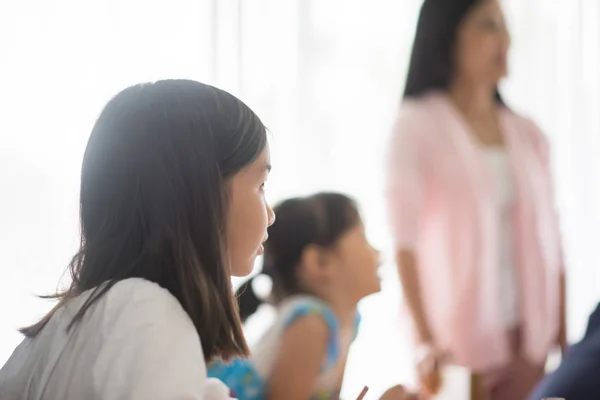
[396,249,434,344]
[527,118,568,353]
[387,113,432,343]
[396,249,444,396]
[267,315,329,400]
[387,108,443,395]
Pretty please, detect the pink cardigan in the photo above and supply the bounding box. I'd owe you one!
[386,92,564,371]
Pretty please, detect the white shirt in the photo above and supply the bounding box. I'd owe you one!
[483,149,520,328]
[0,278,231,400]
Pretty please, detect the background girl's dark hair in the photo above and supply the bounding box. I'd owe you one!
[236,192,360,323]
[21,79,267,361]
[403,0,504,103]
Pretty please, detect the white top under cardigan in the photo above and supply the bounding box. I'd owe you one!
[0,278,232,400]
[482,148,520,328]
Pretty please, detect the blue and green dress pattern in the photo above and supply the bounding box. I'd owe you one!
[208,300,361,400]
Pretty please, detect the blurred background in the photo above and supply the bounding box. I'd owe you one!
[0,0,599,397]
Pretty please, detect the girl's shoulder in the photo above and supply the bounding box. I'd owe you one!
[278,296,361,368]
[1,279,211,400]
[207,297,361,399]
[98,278,187,320]
[77,278,196,345]
[279,296,361,331]
[279,296,336,323]
[278,296,338,336]
[105,277,175,301]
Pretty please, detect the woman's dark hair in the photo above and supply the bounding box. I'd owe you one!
[236,192,360,323]
[21,79,267,361]
[403,0,504,103]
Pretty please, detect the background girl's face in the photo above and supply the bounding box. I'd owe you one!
[227,147,275,277]
[332,222,381,302]
[453,0,511,86]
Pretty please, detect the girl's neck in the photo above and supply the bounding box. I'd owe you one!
[306,287,358,327]
[328,298,359,328]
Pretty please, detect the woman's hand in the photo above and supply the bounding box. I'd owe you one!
[415,344,448,397]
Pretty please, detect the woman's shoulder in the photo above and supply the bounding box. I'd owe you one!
[394,92,450,140]
[502,109,549,151]
[399,91,448,117]
[503,108,541,131]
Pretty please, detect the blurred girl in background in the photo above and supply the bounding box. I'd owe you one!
[210,192,413,399]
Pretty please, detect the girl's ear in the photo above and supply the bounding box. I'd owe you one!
[299,244,335,284]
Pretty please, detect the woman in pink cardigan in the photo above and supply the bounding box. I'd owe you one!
[386,0,567,399]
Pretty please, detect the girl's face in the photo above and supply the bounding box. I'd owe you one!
[331,222,381,303]
[227,146,275,277]
[453,0,511,86]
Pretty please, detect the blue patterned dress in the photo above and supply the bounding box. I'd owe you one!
[208,296,361,400]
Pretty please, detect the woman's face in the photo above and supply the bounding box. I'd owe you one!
[453,0,511,86]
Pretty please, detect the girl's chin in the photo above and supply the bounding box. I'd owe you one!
[230,255,258,278]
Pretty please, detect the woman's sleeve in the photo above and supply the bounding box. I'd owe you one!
[527,119,567,275]
[91,282,233,400]
[385,108,426,251]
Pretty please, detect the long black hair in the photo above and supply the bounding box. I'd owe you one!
[22,80,267,361]
[403,0,504,103]
[236,192,360,322]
